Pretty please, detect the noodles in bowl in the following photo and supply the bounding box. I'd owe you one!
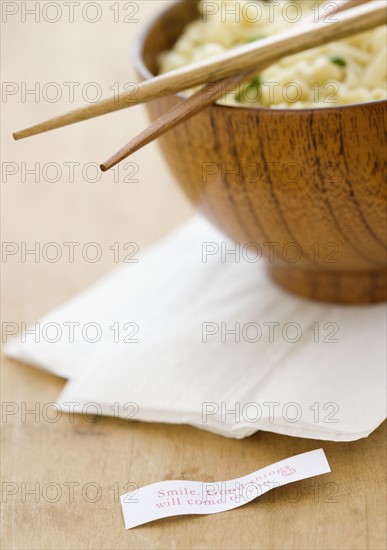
[158,0,387,109]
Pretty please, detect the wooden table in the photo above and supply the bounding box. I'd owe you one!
[1,2,386,548]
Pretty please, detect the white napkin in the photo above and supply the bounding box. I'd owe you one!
[6,216,386,441]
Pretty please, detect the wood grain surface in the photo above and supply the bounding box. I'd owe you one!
[1,2,386,549]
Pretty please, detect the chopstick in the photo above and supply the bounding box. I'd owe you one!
[100,0,381,171]
[14,0,381,143]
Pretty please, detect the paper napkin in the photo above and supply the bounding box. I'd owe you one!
[5,216,386,440]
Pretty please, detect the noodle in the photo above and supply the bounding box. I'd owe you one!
[158,0,387,108]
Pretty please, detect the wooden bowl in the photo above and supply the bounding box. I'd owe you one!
[134,0,387,304]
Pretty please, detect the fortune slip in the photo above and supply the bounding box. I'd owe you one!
[120,449,331,529]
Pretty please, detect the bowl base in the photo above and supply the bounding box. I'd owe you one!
[268,264,387,304]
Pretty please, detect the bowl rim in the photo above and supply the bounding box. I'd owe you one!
[133,0,387,114]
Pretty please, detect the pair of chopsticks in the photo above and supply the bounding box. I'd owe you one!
[14,0,385,172]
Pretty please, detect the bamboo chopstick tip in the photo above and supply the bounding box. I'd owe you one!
[100,163,109,172]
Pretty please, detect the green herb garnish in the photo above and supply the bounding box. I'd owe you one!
[235,76,262,103]
[329,56,347,68]
[246,34,267,42]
